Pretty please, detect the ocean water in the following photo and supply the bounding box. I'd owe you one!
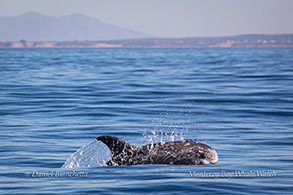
[0,48,292,194]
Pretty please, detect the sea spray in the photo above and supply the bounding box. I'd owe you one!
[61,140,111,168]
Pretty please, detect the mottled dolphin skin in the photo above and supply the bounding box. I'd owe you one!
[97,136,218,166]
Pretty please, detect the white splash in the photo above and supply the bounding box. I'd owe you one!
[61,140,112,168]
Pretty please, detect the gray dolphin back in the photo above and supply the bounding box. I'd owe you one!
[97,136,218,166]
[97,136,137,156]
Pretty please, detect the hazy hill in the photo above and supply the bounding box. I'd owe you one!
[0,12,150,41]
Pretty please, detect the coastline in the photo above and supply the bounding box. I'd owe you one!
[1,34,292,48]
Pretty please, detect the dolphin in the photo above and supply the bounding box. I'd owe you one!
[97,136,218,166]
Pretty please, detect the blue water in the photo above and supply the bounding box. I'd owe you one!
[0,48,292,194]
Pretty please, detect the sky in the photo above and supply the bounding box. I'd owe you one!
[0,0,292,37]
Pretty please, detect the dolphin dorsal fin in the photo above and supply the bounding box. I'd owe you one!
[97,136,137,156]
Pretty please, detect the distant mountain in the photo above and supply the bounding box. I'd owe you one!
[0,12,150,41]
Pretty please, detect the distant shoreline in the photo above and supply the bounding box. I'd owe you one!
[1,34,292,48]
